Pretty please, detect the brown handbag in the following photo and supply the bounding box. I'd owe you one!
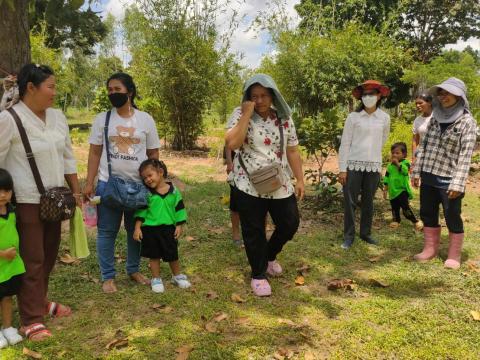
[8,108,76,222]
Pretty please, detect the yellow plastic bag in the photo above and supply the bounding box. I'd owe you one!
[69,206,90,259]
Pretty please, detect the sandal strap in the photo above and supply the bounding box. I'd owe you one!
[25,323,48,337]
[47,302,57,315]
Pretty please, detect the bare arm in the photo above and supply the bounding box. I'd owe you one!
[65,173,82,207]
[84,144,103,199]
[286,145,305,200]
[412,134,420,161]
[146,148,159,160]
[225,101,255,150]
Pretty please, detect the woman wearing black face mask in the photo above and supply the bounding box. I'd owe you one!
[84,73,160,293]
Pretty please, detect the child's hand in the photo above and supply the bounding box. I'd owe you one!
[174,225,183,239]
[133,228,143,242]
[0,247,16,261]
[391,157,399,165]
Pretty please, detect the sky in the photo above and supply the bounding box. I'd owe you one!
[96,0,479,69]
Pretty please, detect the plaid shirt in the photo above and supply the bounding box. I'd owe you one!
[412,113,477,192]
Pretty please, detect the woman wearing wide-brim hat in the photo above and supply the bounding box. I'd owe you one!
[338,80,391,249]
[412,77,477,269]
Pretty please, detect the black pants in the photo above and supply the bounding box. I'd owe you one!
[343,170,380,241]
[420,183,464,233]
[390,191,418,223]
[234,188,300,279]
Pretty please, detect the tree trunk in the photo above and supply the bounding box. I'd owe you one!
[0,0,30,98]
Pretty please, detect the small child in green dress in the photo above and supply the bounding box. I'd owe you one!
[0,169,25,347]
[383,143,423,231]
[133,159,191,293]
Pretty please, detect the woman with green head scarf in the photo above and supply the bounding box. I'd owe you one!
[225,74,304,297]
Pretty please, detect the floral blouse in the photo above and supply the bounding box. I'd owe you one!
[226,107,299,199]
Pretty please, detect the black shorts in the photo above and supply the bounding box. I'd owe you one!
[140,225,178,262]
[0,274,23,299]
[229,185,239,212]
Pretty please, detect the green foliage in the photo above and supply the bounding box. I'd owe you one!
[30,25,62,73]
[92,87,110,114]
[261,24,412,117]
[382,119,413,163]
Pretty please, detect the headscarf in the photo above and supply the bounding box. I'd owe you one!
[242,74,292,120]
[428,77,470,124]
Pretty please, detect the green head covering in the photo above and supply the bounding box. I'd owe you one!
[242,74,292,120]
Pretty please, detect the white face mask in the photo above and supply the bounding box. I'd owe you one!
[362,95,378,109]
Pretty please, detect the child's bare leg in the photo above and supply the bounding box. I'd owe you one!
[169,260,180,276]
[1,297,12,328]
[149,259,161,278]
[231,211,241,240]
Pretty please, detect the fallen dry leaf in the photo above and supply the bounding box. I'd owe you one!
[151,303,173,313]
[235,316,250,325]
[471,310,480,321]
[296,264,311,274]
[327,278,356,291]
[213,312,228,322]
[185,236,195,242]
[175,345,194,360]
[304,350,315,360]
[206,291,218,300]
[274,347,295,359]
[231,293,247,303]
[295,275,305,286]
[369,278,390,288]
[278,318,296,327]
[106,338,128,350]
[466,261,480,273]
[59,254,80,265]
[208,227,225,235]
[23,347,42,359]
[205,321,218,333]
[368,256,382,263]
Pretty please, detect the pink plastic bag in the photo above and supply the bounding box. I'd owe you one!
[83,203,97,227]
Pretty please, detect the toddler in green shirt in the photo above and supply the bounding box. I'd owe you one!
[383,143,423,231]
[0,169,25,347]
[134,159,190,293]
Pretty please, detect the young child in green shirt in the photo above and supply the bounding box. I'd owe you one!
[0,169,25,347]
[133,159,190,293]
[383,143,423,231]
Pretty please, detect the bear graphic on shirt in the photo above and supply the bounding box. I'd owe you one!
[109,126,140,155]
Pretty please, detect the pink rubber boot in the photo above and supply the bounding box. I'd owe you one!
[413,227,441,262]
[444,232,464,269]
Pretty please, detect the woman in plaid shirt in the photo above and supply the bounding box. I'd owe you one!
[412,78,477,269]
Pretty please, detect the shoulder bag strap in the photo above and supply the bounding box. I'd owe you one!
[238,113,285,175]
[103,111,112,177]
[7,108,46,194]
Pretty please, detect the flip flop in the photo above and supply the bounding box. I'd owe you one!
[46,302,72,318]
[129,272,150,285]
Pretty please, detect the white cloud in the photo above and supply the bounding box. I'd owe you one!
[102,0,135,20]
[445,37,480,52]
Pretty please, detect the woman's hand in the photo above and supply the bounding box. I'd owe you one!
[295,181,305,201]
[412,177,420,188]
[241,101,255,118]
[0,247,16,261]
[338,172,347,186]
[447,190,462,199]
[83,183,95,202]
[174,225,183,239]
[74,193,83,208]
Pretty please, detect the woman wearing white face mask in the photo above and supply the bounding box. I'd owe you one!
[338,80,391,249]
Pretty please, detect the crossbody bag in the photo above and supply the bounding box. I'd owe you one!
[8,108,76,222]
[238,116,286,194]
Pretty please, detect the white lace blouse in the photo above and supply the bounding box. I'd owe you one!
[338,108,390,173]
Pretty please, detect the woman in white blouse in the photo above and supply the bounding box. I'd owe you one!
[338,80,391,249]
[225,74,304,297]
[412,93,433,164]
[0,64,81,341]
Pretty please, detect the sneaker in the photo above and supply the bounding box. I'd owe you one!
[266,260,282,276]
[232,238,244,247]
[341,239,354,250]
[151,278,165,293]
[360,236,378,245]
[251,279,271,297]
[389,221,400,229]
[171,274,191,289]
[415,220,424,231]
[0,332,7,349]
[2,327,22,345]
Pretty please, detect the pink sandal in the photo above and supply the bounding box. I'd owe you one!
[251,279,271,297]
[21,323,52,342]
[46,302,72,318]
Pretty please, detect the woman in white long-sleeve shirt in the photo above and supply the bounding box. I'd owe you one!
[0,64,80,341]
[338,80,391,249]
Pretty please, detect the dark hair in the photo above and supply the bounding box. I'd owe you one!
[106,72,138,109]
[139,159,168,179]
[0,168,14,191]
[415,93,433,103]
[246,83,275,101]
[391,142,407,155]
[17,64,54,99]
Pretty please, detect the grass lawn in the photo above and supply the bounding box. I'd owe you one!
[2,145,480,359]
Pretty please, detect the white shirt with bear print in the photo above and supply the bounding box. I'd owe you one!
[89,108,161,182]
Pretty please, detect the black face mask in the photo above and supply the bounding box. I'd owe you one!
[108,92,129,108]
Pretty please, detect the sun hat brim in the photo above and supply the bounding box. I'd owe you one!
[352,80,390,100]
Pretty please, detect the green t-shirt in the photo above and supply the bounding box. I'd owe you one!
[0,205,26,283]
[134,183,187,226]
[383,159,413,200]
